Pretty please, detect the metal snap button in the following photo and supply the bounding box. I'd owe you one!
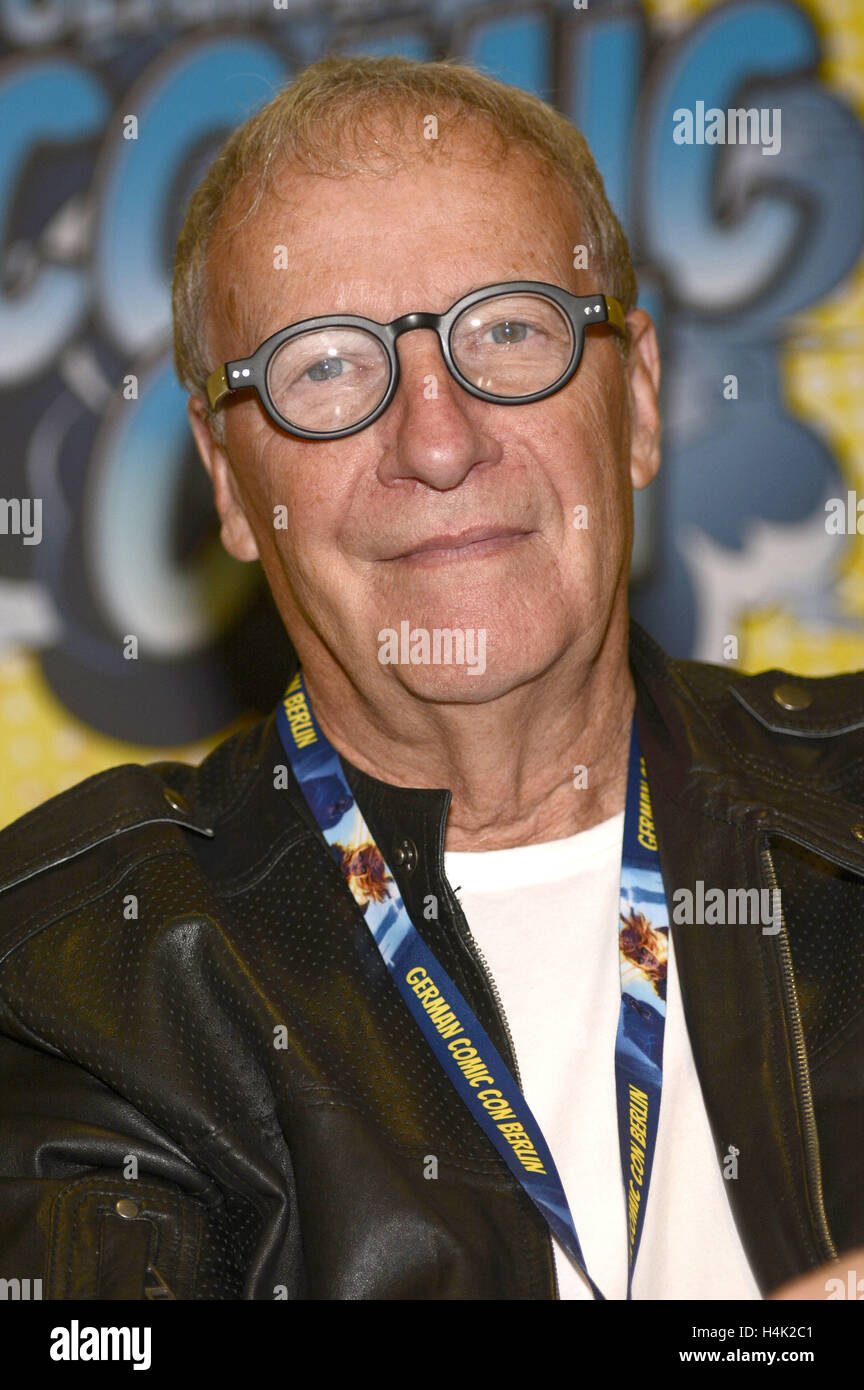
[115,1198,140,1219]
[772,682,812,712]
[391,838,418,873]
[852,825,864,844]
[163,786,191,814]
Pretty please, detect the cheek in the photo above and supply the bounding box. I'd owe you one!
[537,378,631,584]
[253,438,365,586]
[572,371,631,523]
[576,352,629,454]
[539,373,629,506]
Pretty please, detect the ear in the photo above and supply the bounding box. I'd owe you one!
[623,308,661,491]
[187,395,260,563]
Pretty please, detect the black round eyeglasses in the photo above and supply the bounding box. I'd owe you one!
[205,281,626,441]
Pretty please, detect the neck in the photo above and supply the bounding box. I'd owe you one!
[297,612,635,852]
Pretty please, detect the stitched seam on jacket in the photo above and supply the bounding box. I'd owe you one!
[0,846,207,963]
[646,766,862,861]
[207,747,288,831]
[195,723,288,832]
[2,765,142,861]
[1,827,314,956]
[638,641,864,793]
[731,688,864,737]
[810,1007,864,1070]
[0,777,203,884]
[218,828,317,897]
[96,1205,156,1297]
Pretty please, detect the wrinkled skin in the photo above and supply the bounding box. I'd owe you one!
[188,131,662,851]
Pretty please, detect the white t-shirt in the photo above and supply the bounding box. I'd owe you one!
[444,811,762,1300]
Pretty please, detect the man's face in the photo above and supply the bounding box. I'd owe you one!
[195,135,660,702]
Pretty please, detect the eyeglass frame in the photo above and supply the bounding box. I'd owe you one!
[205,280,627,441]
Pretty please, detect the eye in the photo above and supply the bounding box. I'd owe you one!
[487,319,530,345]
[305,357,345,381]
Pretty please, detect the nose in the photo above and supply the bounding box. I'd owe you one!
[375,328,502,490]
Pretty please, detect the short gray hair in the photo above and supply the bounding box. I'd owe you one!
[172,53,638,443]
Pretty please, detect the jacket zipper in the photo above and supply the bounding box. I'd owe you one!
[441,875,524,1091]
[440,874,562,1300]
[760,843,838,1263]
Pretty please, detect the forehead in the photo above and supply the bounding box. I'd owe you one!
[206,143,583,354]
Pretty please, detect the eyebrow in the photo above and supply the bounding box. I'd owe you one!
[250,279,541,336]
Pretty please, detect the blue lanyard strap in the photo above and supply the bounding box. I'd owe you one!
[617,730,669,1290]
[276,671,669,1300]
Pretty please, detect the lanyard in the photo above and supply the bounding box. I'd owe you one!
[276,670,669,1300]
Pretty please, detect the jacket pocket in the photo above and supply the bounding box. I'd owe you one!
[47,1174,205,1300]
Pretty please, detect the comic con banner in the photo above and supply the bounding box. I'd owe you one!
[0,0,863,826]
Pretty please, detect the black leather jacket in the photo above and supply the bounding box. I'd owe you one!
[0,620,861,1300]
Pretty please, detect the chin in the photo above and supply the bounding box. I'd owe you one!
[381,636,554,704]
[392,669,513,704]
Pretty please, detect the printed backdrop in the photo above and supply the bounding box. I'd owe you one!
[1,0,863,826]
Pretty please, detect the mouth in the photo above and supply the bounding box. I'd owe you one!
[385,525,532,565]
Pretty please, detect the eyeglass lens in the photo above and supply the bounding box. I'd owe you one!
[264,292,576,433]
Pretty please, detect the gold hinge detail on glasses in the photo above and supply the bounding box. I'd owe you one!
[206,364,230,410]
[604,297,626,334]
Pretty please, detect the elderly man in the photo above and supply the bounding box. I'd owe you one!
[0,55,861,1304]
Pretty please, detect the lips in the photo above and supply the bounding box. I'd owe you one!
[387,525,529,561]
